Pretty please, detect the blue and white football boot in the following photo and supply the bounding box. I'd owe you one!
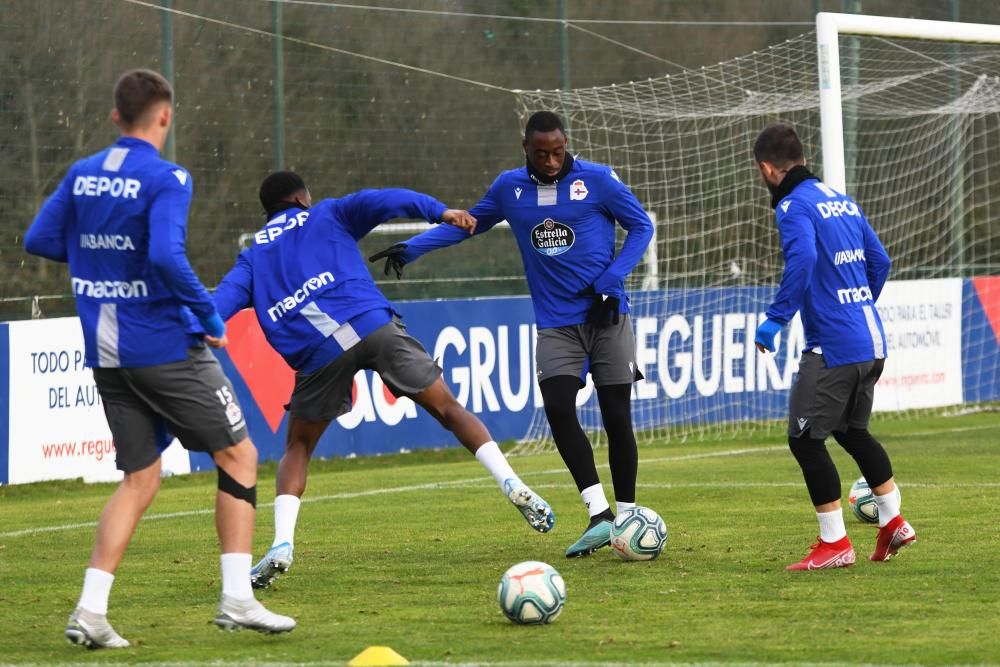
[504,479,555,533]
[565,517,613,558]
[250,542,293,589]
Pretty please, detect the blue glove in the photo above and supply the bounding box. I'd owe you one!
[199,312,226,339]
[754,318,783,353]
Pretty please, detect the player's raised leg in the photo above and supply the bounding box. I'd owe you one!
[413,375,555,533]
[251,416,328,589]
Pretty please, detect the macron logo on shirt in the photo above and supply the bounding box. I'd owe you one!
[172,169,188,186]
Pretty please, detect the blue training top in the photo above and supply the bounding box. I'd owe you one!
[767,176,892,367]
[24,136,223,368]
[398,158,654,329]
[213,189,448,373]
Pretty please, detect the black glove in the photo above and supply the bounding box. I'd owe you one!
[368,243,408,279]
[577,286,620,328]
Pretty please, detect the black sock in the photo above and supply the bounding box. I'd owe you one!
[596,383,638,504]
[541,376,600,492]
[588,509,615,528]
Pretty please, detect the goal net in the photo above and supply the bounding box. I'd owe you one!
[513,20,1000,451]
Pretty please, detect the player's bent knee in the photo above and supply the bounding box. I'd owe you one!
[833,428,893,487]
[218,465,257,508]
[788,435,832,471]
[788,435,841,505]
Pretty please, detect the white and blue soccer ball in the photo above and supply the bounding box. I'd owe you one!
[610,506,668,561]
[497,560,565,625]
[849,477,901,524]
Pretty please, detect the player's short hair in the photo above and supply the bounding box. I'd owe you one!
[753,122,805,167]
[259,170,307,214]
[113,69,173,128]
[525,111,565,139]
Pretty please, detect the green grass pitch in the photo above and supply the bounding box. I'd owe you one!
[1,410,998,666]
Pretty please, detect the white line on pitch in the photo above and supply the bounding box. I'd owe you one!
[2,421,994,539]
[0,445,781,539]
[2,660,976,667]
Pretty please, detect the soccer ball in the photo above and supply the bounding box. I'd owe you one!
[848,477,901,524]
[610,506,668,561]
[497,561,566,625]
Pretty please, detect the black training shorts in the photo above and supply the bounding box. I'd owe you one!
[788,351,884,440]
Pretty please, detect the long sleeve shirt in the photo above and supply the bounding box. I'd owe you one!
[397,158,654,329]
[24,136,220,367]
[767,177,891,367]
[213,189,448,372]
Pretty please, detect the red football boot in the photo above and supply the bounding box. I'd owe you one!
[786,535,856,571]
[870,515,916,562]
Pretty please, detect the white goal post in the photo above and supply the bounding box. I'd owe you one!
[511,13,1000,449]
[818,11,1000,193]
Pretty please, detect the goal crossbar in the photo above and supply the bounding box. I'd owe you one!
[817,11,1000,193]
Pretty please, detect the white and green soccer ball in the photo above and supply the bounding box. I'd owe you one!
[610,506,668,561]
[848,477,901,524]
[497,561,566,625]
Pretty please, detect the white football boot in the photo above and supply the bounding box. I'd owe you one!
[214,595,296,634]
[65,607,130,649]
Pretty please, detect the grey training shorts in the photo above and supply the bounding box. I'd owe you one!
[92,345,248,473]
[788,351,885,440]
[287,317,443,422]
[535,315,643,387]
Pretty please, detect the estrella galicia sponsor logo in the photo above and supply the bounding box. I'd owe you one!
[71,277,149,299]
[531,218,575,256]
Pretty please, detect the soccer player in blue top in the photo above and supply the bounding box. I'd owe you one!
[212,171,555,589]
[369,111,654,557]
[752,122,915,570]
[24,69,294,646]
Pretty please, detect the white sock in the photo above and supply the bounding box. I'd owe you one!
[78,568,114,615]
[273,494,302,548]
[581,483,610,518]
[874,486,901,528]
[220,553,253,601]
[616,501,636,515]
[816,509,848,543]
[474,441,520,489]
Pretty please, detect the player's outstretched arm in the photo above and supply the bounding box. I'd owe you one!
[441,208,477,234]
[337,188,452,240]
[368,180,505,279]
